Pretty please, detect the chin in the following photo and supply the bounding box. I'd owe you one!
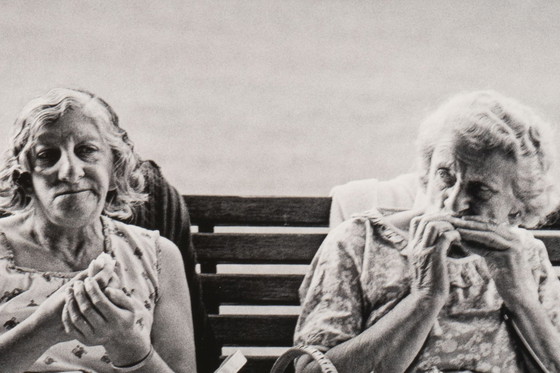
[46,204,103,228]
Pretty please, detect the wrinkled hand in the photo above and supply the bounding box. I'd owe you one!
[408,214,461,302]
[62,271,150,366]
[450,216,539,306]
[32,253,117,344]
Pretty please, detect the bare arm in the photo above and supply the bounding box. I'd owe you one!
[499,239,560,371]
[149,236,197,372]
[455,219,560,372]
[296,293,444,373]
[506,298,560,372]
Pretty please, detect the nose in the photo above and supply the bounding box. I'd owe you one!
[58,151,85,183]
[443,183,470,214]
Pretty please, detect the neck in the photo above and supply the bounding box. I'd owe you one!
[23,211,104,264]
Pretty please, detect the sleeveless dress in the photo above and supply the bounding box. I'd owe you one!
[0,216,161,373]
[294,210,560,372]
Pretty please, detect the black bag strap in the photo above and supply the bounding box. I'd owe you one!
[503,307,550,373]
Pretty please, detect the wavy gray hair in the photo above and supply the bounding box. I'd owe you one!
[416,90,558,227]
[0,88,147,219]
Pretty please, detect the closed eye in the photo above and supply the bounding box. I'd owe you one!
[471,183,495,201]
[436,168,455,186]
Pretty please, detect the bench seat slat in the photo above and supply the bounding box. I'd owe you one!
[193,233,325,263]
[201,274,303,306]
[210,315,297,345]
[185,195,331,226]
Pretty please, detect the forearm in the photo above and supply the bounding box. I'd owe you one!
[506,298,560,372]
[0,312,64,373]
[297,293,444,373]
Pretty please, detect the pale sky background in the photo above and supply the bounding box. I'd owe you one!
[2,1,560,196]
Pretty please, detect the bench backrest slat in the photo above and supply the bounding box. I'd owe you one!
[185,195,331,226]
[201,274,303,306]
[209,315,297,346]
[194,233,326,264]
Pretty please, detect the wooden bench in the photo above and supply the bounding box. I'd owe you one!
[184,195,560,373]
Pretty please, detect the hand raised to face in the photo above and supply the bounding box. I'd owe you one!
[449,216,540,306]
[407,213,461,303]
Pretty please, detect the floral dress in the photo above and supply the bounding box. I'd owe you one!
[294,210,560,372]
[0,216,161,373]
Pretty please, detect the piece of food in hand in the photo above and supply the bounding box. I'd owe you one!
[87,252,116,289]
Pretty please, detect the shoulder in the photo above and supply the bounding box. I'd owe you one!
[516,227,554,267]
[0,213,27,233]
[319,210,406,268]
[105,216,162,251]
[330,209,407,249]
[106,216,183,262]
[157,235,184,269]
[109,217,184,274]
[0,214,35,251]
[108,216,158,236]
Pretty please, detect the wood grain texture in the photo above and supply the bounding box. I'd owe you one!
[193,232,325,263]
[184,195,331,226]
[210,314,297,345]
[201,274,303,306]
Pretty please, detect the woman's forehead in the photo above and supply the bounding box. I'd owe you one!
[34,110,104,143]
[432,138,514,170]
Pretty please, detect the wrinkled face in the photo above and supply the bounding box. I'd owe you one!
[29,109,114,228]
[425,138,522,225]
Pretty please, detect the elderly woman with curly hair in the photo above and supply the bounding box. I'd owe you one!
[0,88,196,372]
[294,91,560,372]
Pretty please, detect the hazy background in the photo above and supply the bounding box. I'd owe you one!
[2,1,560,196]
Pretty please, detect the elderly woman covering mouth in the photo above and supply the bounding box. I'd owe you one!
[294,91,560,373]
[0,88,196,372]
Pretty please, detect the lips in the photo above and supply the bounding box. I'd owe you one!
[55,189,92,197]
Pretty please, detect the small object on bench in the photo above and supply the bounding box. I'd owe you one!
[215,350,247,373]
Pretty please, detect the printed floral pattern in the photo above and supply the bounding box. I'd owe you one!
[0,216,162,372]
[294,210,560,372]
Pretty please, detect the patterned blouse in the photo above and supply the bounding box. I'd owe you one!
[294,210,560,372]
[0,216,161,373]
